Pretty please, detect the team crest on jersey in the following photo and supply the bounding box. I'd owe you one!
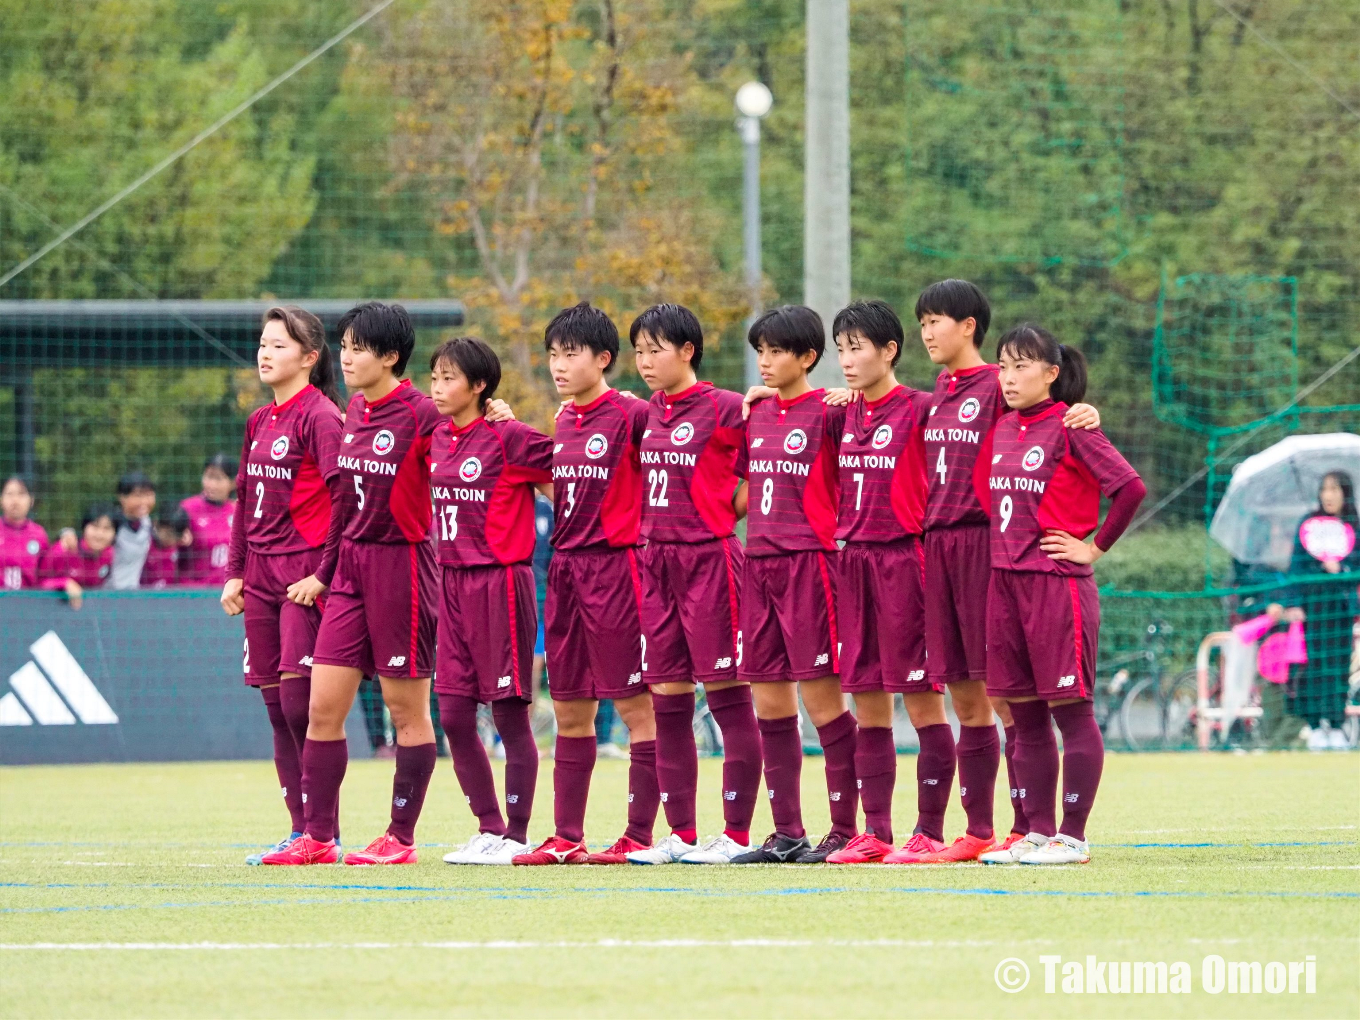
[585,433,609,460]
[26,540,40,556]
[671,422,695,446]
[458,457,483,482]
[871,424,893,450]
[1022,445,1045,471]
[372,429,396,456]
[270,435,290,460]
[958,397,981,423]
[783,429,808,455]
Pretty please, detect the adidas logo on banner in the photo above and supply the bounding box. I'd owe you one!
[0,631,118,727]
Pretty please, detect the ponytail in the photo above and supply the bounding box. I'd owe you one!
[309,341,342,408]
[996,323,1088,405]
[263,305,343,408]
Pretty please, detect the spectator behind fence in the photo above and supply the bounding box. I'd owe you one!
[1,476,49,590]
[141,512,185,589]
[109,471,156,590]
[39,504,116,610]
[174,453,237,586]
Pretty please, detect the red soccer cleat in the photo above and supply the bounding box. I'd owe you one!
[997,831,1026,852]
[826,832,895,864]
[882,832,947,864]
[512,836,589,866]
[586,836,649,864]
[922,833,995,863]
[261,834,339,866]
[342,833,418,866]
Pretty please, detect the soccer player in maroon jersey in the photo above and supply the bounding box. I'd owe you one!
[427,337,553,866]
[176,454,237,585]
[621,304,763,865]
[263,302,443,867]
[513,303,661,866]
[731,305,859,864]
[977,325,1145,865]
[1,477,49,590]
[219,305,345,865]
[901,279,1102,865]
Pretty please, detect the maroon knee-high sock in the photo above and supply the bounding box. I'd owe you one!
[706,685,762,843]
[553,735,596,843]
[1050,701,1104,842]
[301,737,347,843]
[387,742,437,846]
[956,724,1000,840]
[816,711,859,838]
[651,692,698,841]
[758,715,805,839]
[855,726,896,844]
[1004,723,1028,835]
[279,676,311,756]
[913,723,955,842]
[262,685,304,833]
[1008,700,1059,837]
[438,694,505,836]
[492,699,537,844]
[624,739,659,846]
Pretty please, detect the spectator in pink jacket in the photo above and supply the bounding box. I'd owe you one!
[40,504,117,609]
[174,453,237,586]
[140,513,185,588]
[1,476,50,590]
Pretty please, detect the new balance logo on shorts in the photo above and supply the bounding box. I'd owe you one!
[299,656,313,667]
[829,791,842,801]
[507,795,518,803]
[387,655,407,668]
[660,793,669,802]
[922,778,939,786]
[814,653,829,667]
[907,669,925,682]
[714,657,732,669]
[724,791,736,801]
[394,796,408,808]
[627,672,642,685]
[1065,792,1080,803]
[1057,674,1076,688]
[497,676,512,689]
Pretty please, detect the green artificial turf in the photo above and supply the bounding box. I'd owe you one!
[1,753,1356,1018]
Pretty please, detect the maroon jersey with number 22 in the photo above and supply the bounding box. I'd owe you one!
[641,382,746,542]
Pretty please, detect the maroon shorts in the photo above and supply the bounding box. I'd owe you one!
[986,569,1099,702]
[544,547,645,701]
[242,548,324,686]
[838,538,937,695]
[312,538,437,679]
[640,537,743,685]
[924,523,990,684]
[739,549,839,683]
[435,563,536,703]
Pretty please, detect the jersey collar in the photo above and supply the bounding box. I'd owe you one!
[775,388,824,412]
[364,377,413,410]
[447,415,486,439]
[662,380,710,408]
[1016,398,1067,424]
[948,363,999,380]
[568,388,616,416]
[862,384,904,412]
[272,383,316,414]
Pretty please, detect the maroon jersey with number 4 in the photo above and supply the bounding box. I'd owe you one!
[836,384,933,542]
[550,390,648,551]
[987,400,1140,576]
[336,379,444,544]
[641,382,745,542]
[430,417,554,567]
[740,390,844,557]
[923,364,1005,530]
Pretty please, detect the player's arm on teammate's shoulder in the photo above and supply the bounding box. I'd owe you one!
[741,385,772,420]
[821,388,856,406]
[483,398,516,422]
[1062,402,1100,430]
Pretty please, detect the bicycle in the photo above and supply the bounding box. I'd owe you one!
[1095,620,1199,750]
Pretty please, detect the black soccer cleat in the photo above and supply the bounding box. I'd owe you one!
[793,831,852,863]
[730,832,811,864]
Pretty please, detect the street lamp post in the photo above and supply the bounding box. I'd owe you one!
[736,81,773,390]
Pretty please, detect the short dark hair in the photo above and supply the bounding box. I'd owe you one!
[629,304,705,369]
[544,302,620,371]
[336,301,416,376]
[203,453,238,479]
[832,300,904,367]
[747,305,826,367]
[430,337,502,408]
[996,323,1088,405]
[914,279,992,348]
[82,503,117,531]
[116,471,155,496]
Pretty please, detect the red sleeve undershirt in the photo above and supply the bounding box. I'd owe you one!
[1094,477,1147,552]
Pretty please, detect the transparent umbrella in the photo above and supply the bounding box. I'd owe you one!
[1209,433,1360,570]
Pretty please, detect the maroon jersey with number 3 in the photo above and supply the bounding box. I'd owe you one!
[740,390,844,557]
[336,379,445,544]
[836,384,932,542]
[430,417,554,567]
[923,364,1005,530]
[551,390,649,551]
[987,400,1140,576]
[641,382,746,542]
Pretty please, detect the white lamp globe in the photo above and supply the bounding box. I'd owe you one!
[735,81,773,119]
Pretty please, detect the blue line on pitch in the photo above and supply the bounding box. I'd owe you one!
[6,839,1351,850]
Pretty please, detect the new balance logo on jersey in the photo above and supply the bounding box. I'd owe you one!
[714,657,732,670]
[1056,674,1076,689]
[270,435,290,460]
[750,437,764,447]
[387,655,407,668]
[344,433,355,443]
[496,676,512,689]
[814,653,830,667]
[372,429,396,456]
[0,632,119,727]
[907,669,925,682]
[627,672,642,685]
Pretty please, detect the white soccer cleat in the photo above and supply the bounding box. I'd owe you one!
[626,833,699,865]
[470,837,530,865]
[979,832,1050,865]
[443,831,505,865]
[679,833,757,865]
[1019,834,1091,865]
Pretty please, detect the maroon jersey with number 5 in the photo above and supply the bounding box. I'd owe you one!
[550,390,649,551]
[430,417,553,567]
[836,384,933,542]
[923,364,1005,530]
[739,390,844,557]
[987,400,1140,576]
[640,382,746,542]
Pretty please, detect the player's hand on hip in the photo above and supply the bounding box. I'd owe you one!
[484,398,516,422]
[1040,529,1102,564]
[1063,402,1101,430]
[286,573,326,607]
[742,385,776,420]
[220,577,245,616]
